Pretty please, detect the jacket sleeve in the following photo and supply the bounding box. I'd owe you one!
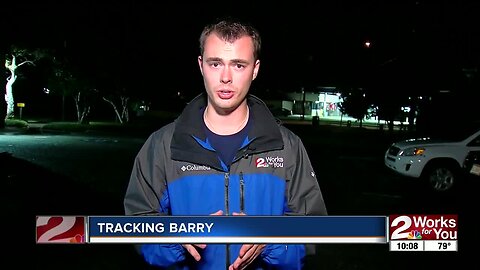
[261,244,306,269]
[123,130,186,268]
[285,136,328,216]
[261,130,328,267]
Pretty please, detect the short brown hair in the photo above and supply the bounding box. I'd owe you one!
[199,18,262,60]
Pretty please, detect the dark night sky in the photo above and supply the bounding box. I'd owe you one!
[2,0,479,102]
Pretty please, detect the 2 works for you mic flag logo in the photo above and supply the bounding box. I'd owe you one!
[36,216,86,243]
[389,215,457,241]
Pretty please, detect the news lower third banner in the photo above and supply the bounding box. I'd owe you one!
[36,214,458,251]
[88,216,386,244]
[36,216,387,244]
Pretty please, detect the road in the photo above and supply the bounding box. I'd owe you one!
[1,127,473,269]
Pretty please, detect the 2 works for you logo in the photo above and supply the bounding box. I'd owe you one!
[255,156,284,168]
[36,216,86,244]
[389,214,457,241]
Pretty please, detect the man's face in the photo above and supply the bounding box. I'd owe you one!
[198,33,260,114]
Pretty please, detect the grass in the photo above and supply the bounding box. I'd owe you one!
[42,122,93,132]
[3,117,172,136]
[5,118,28,128]
[46,121,168,135]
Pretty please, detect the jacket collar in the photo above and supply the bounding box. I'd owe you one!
[171,93,284,170]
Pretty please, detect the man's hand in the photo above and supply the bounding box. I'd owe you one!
[229,212,266,270]
[181,244,206,261]
[229,244,266,270]
[182,210,224,261]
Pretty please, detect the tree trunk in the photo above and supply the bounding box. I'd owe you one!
[121,96,129,123]
[74,92,90,124]
[4,55,33,120]
[103,97,123,124]
[5,73,17,119]
[103,96,129,124]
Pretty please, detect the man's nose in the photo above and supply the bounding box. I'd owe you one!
[220,67,232,84]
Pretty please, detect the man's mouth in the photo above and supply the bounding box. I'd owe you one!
[217,90,234,99]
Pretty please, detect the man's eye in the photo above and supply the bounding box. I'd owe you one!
[211,62,220,67]
[236,64,245,69]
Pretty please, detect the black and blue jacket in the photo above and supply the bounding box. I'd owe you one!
[124,93,327,269]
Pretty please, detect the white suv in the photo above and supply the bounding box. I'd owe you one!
[384,127,480,192]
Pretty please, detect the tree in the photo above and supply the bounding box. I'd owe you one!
[4,47,45,119]
[5,53,33,119]
[338,88,372,128]
[102,90,130,124]
[73,90,93,124]
[375,97,402,132]
[47,57,95,123]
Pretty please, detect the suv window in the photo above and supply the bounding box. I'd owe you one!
[467,135,480,147]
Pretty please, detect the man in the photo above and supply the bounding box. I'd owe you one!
[124,18,327,270]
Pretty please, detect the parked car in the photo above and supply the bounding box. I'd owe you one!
[384,127,480,192]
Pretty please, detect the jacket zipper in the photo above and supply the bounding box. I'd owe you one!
[239,172,245,214]
[224,172,230,268]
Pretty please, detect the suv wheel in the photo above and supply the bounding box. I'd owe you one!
[425,164,458,192]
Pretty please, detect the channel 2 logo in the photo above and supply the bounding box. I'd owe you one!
[36,216,86,244]
[389,214,457,241]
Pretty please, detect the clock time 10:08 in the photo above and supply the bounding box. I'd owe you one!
[396,241,420,250]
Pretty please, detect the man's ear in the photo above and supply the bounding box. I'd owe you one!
[198,56,204,75]
[252,59,260,80]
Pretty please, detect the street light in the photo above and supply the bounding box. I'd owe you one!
[364,40,371,48]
